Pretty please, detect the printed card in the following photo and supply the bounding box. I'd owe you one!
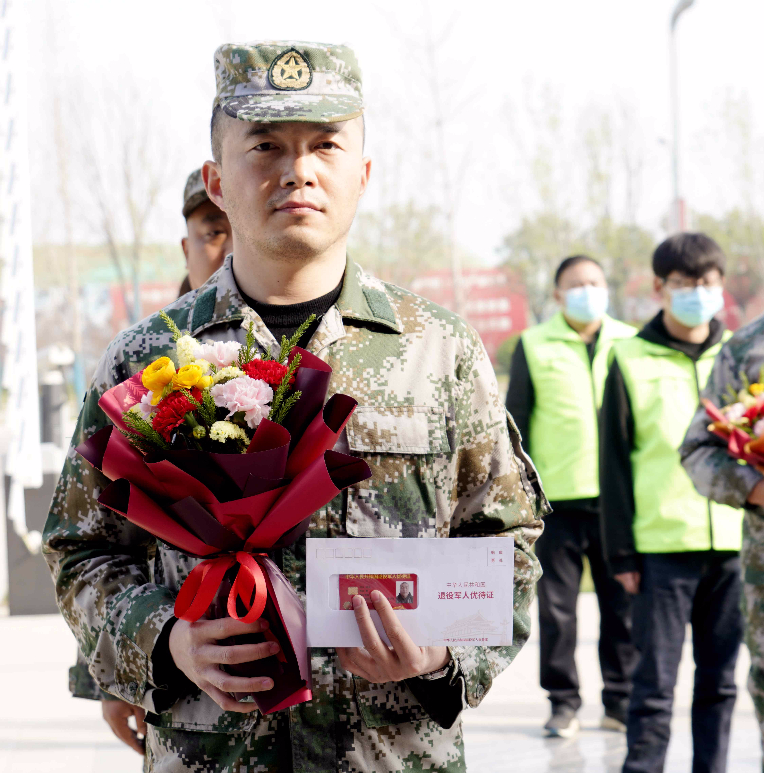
[306,537,513,647]
[336,573,418,610]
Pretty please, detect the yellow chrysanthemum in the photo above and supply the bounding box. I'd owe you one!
[142,357,176,392]
[750,383,764,396]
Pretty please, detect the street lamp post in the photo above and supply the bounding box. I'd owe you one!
[670,0,696,232]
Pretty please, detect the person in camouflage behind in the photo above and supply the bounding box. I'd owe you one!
[681,317,764,765]
[43,40,548,772]
[66,168,234,757]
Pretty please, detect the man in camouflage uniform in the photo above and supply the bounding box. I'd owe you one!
[66,169,234,756]
[681,318,764,763]
[43,41,548,772]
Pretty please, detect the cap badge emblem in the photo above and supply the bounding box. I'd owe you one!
[269,49,312,91]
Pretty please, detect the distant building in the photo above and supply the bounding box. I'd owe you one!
[410,268,529,365]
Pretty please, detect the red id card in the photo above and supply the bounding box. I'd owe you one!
[338,573,418,610]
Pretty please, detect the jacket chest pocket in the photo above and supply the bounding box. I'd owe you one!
[344,405,451,538]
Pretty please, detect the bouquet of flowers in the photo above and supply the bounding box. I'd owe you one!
[703,368,764,469]
[76,312,371,713]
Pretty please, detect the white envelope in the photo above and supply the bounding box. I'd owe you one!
[306,537,514,647]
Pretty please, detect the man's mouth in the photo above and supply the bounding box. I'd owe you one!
[275,201,321,213]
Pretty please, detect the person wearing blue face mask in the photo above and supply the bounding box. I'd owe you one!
[507,255,638,738]
[600,233,744,773]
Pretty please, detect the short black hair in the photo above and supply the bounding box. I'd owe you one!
[554,254,603,286]
[211,104,225,163]
[652,232,726,280]
[210,106,365,164]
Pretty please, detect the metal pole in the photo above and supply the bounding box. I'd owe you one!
[670,0,696,232]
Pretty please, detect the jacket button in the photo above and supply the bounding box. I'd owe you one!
[475,683,485,699]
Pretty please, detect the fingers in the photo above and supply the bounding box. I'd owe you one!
[351,594,388,659]
[203,683,262,714]
[203,667,275,695]
[203,639,280,667]
[133,706,147,737]
[369,591,419,663]
[102,702,144,755]
[337,647,376,683]
[195,616,269,641]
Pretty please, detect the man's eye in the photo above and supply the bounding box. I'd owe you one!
[254,142,276,151]
[316,141,338,150]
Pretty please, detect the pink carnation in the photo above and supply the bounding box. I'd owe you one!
[209,376,273,429]
[194,340,242,368]
[754,419,764,437]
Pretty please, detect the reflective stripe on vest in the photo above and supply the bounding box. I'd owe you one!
[522,312,637,501]
[613,333,742,553]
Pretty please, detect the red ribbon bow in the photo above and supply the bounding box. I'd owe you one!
[174,551,268,623]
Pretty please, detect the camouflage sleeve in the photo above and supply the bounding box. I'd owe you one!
[43,351,177,711]
[69,648,121,701]
[448,326,548,708]
[680,340,763,508]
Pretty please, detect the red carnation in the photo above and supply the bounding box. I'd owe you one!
[152,388,202,442]
[242,359,294,388]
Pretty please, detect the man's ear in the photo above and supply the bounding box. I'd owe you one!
[203,160,226,212]
[652,276,664,297]
[358,156,372,199]
[181,236,190,265]
[553,287,562,306]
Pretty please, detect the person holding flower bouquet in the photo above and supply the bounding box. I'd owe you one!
[681,319,764,765]
[42,40,548,773]
[600,233,744,773]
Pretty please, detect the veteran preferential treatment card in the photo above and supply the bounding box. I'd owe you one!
[306,537,514,647]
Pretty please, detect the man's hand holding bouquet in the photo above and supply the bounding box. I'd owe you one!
[76,311,371,714]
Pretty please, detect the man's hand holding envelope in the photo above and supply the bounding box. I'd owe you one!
[337,591,450,683]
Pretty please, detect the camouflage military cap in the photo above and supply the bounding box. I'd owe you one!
[182,169,209,219]
[213,40,363,123]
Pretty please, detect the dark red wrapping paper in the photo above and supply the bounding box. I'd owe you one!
[77,348,370,713]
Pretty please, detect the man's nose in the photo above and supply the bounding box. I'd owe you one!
[280,153,317,188]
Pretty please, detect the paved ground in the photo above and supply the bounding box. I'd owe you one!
[1,595,760,772]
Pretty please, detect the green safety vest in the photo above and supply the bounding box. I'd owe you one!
[613,334,743,553]
[522,311,637,500]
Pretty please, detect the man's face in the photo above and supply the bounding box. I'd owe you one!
[204,116,370,263]
[553,260,607,305]
[181,200,233,289]
[654,268,724,317]
[400,583,409,596]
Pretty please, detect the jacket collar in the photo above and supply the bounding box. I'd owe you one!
[637,311,725,360]
[187,254,402,343]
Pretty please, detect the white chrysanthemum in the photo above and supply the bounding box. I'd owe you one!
[176,335,201,367]
[194,358,211,374]
[209,421,249,443]
[211,365,246,385]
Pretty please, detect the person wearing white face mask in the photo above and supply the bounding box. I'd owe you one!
[507,255,638,738]
[600,233,744,773]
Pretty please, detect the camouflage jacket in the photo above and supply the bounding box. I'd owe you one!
[43,255,548,771]
[681,313,764,513]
